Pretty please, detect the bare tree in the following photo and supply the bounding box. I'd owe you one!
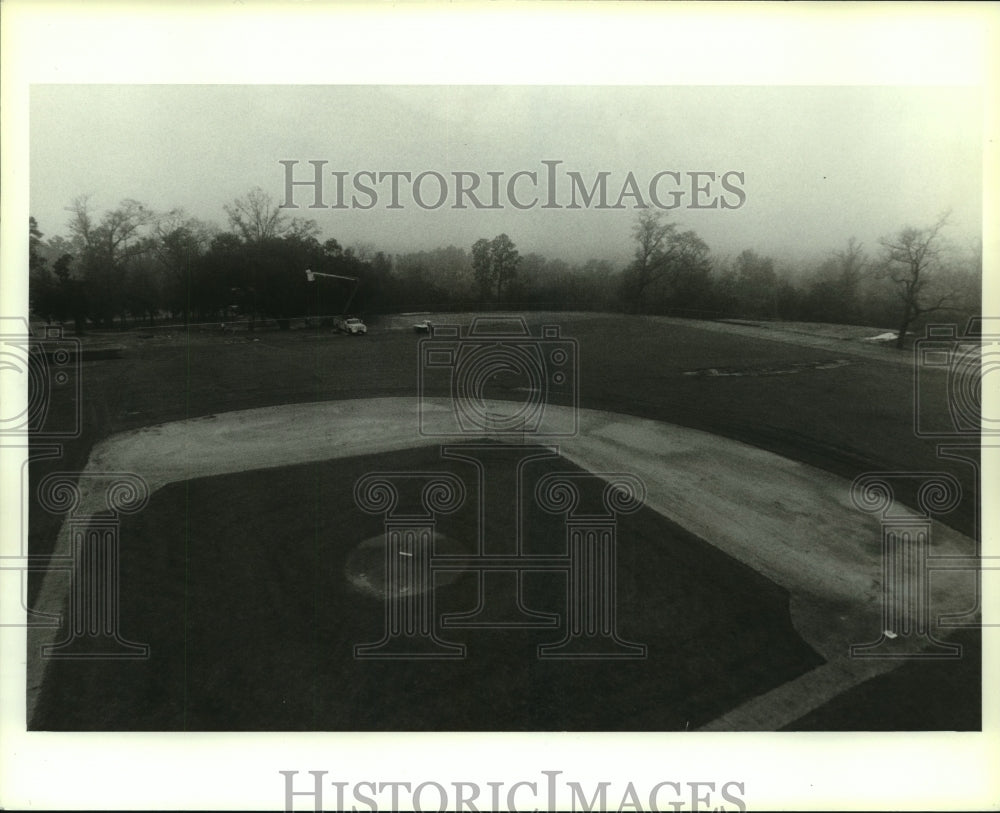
[622,211,712,313]
[733,248,778,318]
[806,237,870,324]
[471,233,521,303]
[348,240,376,262]
[834,237,868,294]
[224,187,289,244]
[286,217,320,242]
[490,233,520,302]
[65,196,156,326]
[471,238,492,299]
[29,216,47,273]
[65,195,96,249]
[626,210,676,306]
[152,210,217,324]
[67,197,153,264]
[879,212,956,349]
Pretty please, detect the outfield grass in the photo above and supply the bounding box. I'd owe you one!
[29,315,976,555]
[27,314,981,730]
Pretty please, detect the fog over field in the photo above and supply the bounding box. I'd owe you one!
[30,85,982,265]
[8,6,998,812]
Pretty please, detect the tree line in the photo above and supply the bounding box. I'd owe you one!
[29,188,980,346]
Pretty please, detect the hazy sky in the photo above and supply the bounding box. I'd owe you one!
[30,84,982,267]
[6,7,1000,811]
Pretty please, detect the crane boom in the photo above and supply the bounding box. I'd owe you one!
[305,268,360,314]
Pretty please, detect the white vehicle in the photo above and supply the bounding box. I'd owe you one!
[341,317,367,335]
[413,319,433,333]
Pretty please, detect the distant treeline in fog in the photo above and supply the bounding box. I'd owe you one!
[29,188,981,348]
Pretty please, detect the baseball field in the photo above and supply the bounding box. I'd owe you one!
[25,312,981,731]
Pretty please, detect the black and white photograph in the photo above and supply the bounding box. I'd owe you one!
[2,2,997,811]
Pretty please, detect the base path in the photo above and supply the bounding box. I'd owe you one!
[28,397,977,728]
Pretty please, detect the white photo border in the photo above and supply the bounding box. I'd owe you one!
[2,1,998,810]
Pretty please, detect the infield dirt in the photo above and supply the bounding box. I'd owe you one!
[26,313,981,730]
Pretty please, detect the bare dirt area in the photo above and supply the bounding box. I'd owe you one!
[26,313,981,731]
[714,318,904,342]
